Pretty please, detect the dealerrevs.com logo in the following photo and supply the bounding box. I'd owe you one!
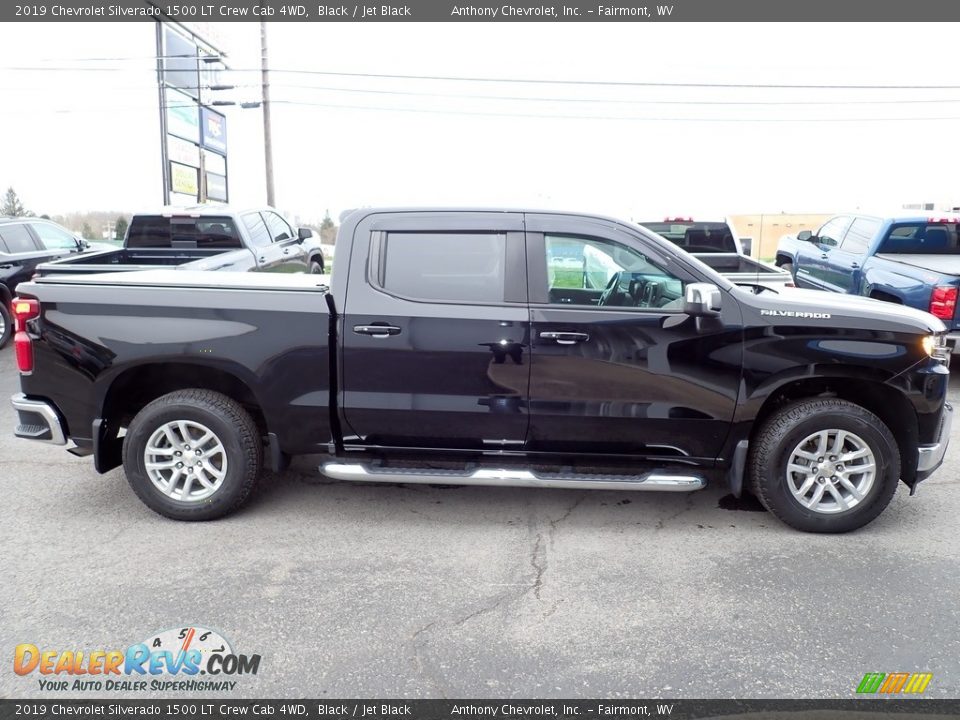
[14,626,261,692]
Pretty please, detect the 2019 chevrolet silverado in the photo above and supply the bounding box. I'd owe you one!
[782,212,960,351]
[10,209,953,532]
[35,205,316,278]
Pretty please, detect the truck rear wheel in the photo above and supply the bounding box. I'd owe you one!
[749,398,900,533]
[122,390,263,520]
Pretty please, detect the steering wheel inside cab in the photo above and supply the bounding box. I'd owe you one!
[598,272,664,308]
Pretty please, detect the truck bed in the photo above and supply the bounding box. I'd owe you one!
[696,253,791,282]
[36,247,233,276]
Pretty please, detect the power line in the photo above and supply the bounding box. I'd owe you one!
[6,63,960,91]
[265,98,960,123]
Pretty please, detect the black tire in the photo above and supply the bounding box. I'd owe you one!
[780,261,793,276]
[309,258,325,274]
[749,398,900,533]
[0,301,11,350]
[122,389,263,521]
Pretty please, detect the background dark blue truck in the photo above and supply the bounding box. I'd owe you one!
[780,212,960,351]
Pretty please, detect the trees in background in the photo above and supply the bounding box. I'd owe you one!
[2,187,29,217]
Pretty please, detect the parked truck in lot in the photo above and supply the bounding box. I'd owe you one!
[35,205,326,278]
[639,218,792,290]
[10,209,953,532]
[782,212,960,351]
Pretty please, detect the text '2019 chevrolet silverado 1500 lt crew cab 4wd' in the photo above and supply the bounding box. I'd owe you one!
[9,209,953,532]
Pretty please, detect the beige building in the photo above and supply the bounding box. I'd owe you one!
[729,213,832,260]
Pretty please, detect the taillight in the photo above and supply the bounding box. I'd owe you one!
[11,297,39,374]
[929,286,958,320]
[14,332,33,374]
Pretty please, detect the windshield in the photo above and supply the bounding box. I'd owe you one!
[878,222,960,254]
[640,221,737,253]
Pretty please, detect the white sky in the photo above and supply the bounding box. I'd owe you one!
[1,21,958,223]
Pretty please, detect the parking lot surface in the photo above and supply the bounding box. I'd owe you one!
[2,344,959,699]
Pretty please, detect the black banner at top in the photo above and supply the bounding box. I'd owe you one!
[2,700,960,720]
[5,0,960,22]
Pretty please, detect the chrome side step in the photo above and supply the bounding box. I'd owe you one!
[320,463,706,492]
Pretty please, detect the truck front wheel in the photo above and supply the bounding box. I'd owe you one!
[122,390,263,520]
[749,398,900,533]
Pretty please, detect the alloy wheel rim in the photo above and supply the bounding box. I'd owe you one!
[144,420,228,503]
[785,429,876,514]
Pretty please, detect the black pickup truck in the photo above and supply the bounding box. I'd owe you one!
[9,209,953,532]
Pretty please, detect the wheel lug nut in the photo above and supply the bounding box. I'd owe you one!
[176,462,183,468]
[829,456,836,461]
[196,450,202,456]
[174,451,181,457]
[818,457,824,462]
[836,464,843,471]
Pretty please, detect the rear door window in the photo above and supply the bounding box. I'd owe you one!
[126,216,242,249]
[879,222,960,254]
[0,223,39,253]
[242,213,272,248]
[840,217,882,255]
[380,232,506,303]
[263,212,294,243]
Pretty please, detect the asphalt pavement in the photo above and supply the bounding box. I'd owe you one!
[2,344,959,699]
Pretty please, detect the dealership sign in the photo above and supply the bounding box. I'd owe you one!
[170,162,199,197]
[201,107,227,154]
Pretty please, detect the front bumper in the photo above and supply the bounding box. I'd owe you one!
[917,402,953,479]
[11,393,66,445]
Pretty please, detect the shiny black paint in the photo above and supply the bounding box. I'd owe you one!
[14,209,951,490]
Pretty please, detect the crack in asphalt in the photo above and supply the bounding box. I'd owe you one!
[407,620,447,698]
[656,492,695,530]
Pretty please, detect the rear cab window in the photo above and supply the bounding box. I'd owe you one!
[640,221,737,253]
[878,220,960,254]
[126,216,242,250]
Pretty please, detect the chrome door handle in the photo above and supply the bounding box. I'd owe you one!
[539,331,589,345]
[353,324,401,338]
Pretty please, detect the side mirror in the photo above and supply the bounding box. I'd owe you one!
[797,230,813,242]
[684,282,722,317]
[740,236,753,256]
[297,227,314,243]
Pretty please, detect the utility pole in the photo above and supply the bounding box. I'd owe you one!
[260,20,276,207]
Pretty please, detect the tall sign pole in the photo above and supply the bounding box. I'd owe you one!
[260,20,276,208]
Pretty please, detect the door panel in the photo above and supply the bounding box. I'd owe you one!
[524,216,743,462]
[804,216,852,290]
[340,214,530,450]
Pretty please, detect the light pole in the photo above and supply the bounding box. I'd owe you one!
[260,20,276,207]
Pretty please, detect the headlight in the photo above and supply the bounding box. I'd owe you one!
[923,334,951,364]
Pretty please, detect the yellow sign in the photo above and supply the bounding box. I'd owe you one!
[170,162,198,197]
